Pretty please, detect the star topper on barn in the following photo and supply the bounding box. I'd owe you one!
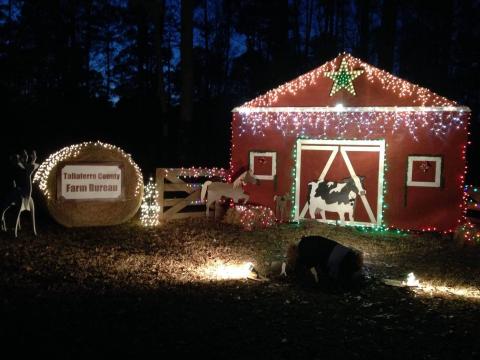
[324,57,364,96]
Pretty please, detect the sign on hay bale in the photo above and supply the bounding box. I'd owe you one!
[34,141,143,227]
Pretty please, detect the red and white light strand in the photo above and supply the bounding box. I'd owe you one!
[242,53,455,108]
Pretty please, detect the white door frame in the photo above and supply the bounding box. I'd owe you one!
[294,139,385,227]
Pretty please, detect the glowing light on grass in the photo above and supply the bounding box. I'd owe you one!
[403,272,420,287]
[386,274,480,300]
[201,260,257,280]
[399,273,480,300]
[414,283,480,300]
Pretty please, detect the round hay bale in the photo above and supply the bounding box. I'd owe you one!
[223,204,276,231]
[34,141,143,227]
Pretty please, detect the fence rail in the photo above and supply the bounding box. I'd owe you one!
[155,168,227,221]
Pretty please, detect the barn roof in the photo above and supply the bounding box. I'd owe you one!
[234,53,468,111]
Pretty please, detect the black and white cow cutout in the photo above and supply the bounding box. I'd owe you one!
[307,176,366,224]
[295,139,384,226]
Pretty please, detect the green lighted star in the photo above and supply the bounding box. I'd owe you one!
[324,58,364,96]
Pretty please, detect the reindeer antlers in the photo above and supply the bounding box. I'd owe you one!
[15,152,25,169]
[14,150,38,169]
[31,150,37,163]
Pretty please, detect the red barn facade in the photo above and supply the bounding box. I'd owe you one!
[230,53,470,232]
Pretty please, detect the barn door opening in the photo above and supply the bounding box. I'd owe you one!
[294,139,385,227]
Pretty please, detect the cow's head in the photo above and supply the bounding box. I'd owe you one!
[341,176,366,194]
[341,176,365,183]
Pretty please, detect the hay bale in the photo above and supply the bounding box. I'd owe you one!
[34,141,143,227]
[223,204,276,231]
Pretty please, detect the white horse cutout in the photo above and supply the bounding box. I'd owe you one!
[201,170,259,216]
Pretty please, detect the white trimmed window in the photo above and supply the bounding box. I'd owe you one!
[249,151,276,180]
[407,156,442,187]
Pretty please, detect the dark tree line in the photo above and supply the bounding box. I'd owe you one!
[0,0,479,181]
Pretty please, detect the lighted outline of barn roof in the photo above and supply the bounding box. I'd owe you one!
[238,53,458,109]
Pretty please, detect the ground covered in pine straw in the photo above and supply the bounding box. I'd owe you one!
[1,218,479,358]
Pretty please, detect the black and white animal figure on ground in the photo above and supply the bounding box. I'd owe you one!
[1,150,39,237]
[285,235,363,288]
[307,176,366,224]
[201,170,259,216]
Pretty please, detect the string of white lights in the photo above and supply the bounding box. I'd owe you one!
[234,110,466,140]
[233,106,470,113]
[33,141,143,199]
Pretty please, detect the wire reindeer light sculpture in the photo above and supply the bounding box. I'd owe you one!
[1,150,39,237]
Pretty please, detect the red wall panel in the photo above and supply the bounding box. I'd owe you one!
[231,112,468,231]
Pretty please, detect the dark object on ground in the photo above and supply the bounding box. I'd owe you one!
[287,235,364,289]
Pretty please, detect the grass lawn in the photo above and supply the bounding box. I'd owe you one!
[1,218,479,358]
